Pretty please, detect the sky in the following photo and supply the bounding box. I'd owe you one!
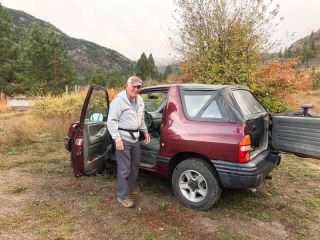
[1,0,320,64]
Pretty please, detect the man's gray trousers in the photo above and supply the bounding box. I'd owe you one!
[115,139,140,200]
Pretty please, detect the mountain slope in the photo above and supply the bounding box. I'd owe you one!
[6,7,134,81]
[286,29,320,65]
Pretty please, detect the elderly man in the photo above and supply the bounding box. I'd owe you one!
[107,76,150,208]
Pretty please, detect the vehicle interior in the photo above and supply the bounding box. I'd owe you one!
[139,91,167,166]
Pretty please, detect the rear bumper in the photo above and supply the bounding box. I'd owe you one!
[211,150,281,189]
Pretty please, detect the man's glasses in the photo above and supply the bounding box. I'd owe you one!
[132,85,141,89]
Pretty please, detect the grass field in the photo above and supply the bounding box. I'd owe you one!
[0,111,319,240]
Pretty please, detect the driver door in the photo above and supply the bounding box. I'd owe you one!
[71,85,112,176]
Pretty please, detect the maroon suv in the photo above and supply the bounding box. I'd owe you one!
[65,84,320,210]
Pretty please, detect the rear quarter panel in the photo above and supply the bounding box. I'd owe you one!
[160,86,244,162]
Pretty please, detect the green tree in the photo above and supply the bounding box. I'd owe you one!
[309,31,316,58]
[278,49,282,58]
[20,23,76,95]
[106,68,127,88]
[164,65,173,80]
[147,54,159,80]
[0,4,21,95]
[90,67,108,86]
[286,48,293,58]
[134,52,149,80]
[313,73,320,90]
[301,38,311,64]
[172,0,280,86]
[301,32,317,65]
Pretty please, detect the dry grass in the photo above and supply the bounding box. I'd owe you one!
[0,100,12,113]
[287,90,320,113]
[0,114,74,153]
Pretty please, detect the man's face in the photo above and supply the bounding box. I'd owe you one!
[126,83,141,99]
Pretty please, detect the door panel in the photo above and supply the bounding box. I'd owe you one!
[83,122,112,175]
[71,85,112,176]
[272,115,320,159]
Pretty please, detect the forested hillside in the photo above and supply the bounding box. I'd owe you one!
[6,7,134,84]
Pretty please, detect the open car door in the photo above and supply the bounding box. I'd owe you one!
[272,112,320,160]
[71,85,113,176]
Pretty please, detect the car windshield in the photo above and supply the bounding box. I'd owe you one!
[232,90,266,117]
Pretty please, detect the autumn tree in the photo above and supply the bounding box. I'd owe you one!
[172,0,280,86]
[254,59,299,112]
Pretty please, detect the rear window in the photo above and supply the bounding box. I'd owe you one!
[181,91,223,121]
[232,90,266,117]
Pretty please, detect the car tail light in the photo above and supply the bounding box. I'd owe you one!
[239,135,251,163]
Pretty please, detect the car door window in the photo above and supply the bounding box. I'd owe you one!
[86,88,109,122]
[141,92,167,112]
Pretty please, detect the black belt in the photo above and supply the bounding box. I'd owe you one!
[118,128,139,140]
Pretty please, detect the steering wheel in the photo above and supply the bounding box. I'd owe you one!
[144,111,153,129]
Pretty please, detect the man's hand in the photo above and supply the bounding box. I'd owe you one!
[144,132,151,144]
[115,140,124,150]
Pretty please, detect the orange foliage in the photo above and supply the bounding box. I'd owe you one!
[255,59,299,96]
[107,88,121,101]
[255,59,314,95]
[78,87,120,102]
[0,101,12,113]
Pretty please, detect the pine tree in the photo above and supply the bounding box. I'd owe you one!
[309,31,316,58]
[20,23,76,94]
[90,67,108,86]
[134,53,149,80]
[106,68,127,88]
[147,54,158,80]
[0,4,21,95]
[287,48,293,58]
[278,49,282,58]
[164,65,173,80]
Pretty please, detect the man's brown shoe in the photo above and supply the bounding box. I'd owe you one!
[117,198,135,208]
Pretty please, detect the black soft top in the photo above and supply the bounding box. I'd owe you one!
[141,84,266,122]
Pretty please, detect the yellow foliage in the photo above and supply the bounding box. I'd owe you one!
[32,92,86,119]
[32,88,121,119]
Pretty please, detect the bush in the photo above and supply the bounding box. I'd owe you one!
[312,73,320,90]
[259,97,289,113]
[32,92,86,119]
[32,88,120,119]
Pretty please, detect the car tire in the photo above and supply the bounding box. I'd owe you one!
[172,158,222,210]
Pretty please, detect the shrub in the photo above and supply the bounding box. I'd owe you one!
[32,92,86,119]
[32,88,120,119]
[312,73,320,90]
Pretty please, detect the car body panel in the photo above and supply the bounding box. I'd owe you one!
[272,115,320,159]
[160,86,244,162]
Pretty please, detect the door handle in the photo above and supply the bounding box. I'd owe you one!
[97,127,106,137]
